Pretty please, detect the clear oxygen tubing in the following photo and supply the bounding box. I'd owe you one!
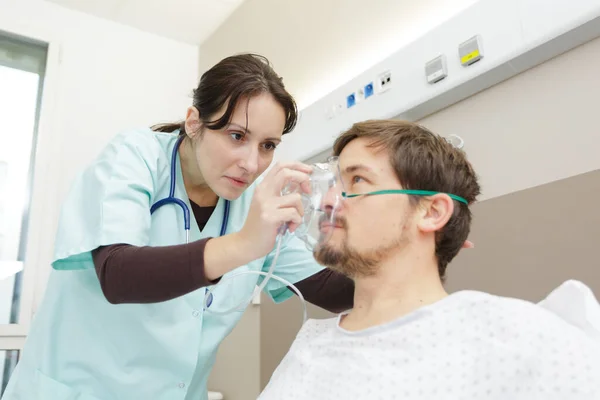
[203,225,308,323]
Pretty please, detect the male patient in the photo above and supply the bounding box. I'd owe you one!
[259,120,600,400]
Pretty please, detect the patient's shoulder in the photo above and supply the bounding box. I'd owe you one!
[296,317,339,340]
[458,290,600,354]
[477,291,590,327]
[459,291,577,328]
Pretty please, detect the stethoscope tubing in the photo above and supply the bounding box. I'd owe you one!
[149,134,231,309]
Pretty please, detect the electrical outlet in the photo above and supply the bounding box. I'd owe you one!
[326,102,345,119]
[346,93,356,108]
[377,71,392,93]
[364,82,374,98]
[356,87,365,102]
[325,104,336,120]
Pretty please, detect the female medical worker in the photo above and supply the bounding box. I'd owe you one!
[2,54,355,400]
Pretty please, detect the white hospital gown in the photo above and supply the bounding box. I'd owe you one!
[259,290,600,400]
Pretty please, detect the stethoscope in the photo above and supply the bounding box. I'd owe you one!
[150,135,230,309]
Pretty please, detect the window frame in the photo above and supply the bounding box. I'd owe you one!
[0,25,62,371]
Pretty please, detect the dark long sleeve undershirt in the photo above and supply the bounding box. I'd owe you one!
[92,201,354,313]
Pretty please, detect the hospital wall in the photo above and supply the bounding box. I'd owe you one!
[198,0,479,110]
[258,34,600,391]
[0,0,199,314]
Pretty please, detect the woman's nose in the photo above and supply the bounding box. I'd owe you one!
[239,146,259,175]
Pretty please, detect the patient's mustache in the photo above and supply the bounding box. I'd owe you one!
[319,212,347,230]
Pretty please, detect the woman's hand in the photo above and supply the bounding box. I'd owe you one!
[238,161,312,260]
[203,162,312,281]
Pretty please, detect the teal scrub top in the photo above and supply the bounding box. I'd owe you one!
[2,129,324,400]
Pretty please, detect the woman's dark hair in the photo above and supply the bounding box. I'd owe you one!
[151,53,298,135]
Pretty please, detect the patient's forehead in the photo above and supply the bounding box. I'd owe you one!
[339,138,396,181]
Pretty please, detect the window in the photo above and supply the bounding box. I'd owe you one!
[0,30,47,395]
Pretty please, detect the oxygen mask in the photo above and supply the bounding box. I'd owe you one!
[203,156,343,323]
[281,156,343,252]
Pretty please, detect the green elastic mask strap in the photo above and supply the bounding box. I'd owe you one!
[342,189,468,205]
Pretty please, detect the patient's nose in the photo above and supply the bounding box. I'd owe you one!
[320,186,342,213]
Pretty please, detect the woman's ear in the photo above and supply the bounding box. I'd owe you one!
[416,194,454,234]
[184,106,202,138]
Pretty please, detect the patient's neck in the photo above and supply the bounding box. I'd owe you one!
[340,249,447,332]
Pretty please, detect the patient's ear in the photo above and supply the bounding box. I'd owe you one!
[416,194,454,234]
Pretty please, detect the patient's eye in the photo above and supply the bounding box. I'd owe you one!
[351,175,365,184]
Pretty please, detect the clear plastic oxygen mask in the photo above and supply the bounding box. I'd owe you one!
[203,156,343,323]
[280,156,342,252]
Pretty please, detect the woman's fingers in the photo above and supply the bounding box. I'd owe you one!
[263,162,312,194]
[275,193,305,216]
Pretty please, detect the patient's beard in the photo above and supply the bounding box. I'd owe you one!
[315,226,407,279]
